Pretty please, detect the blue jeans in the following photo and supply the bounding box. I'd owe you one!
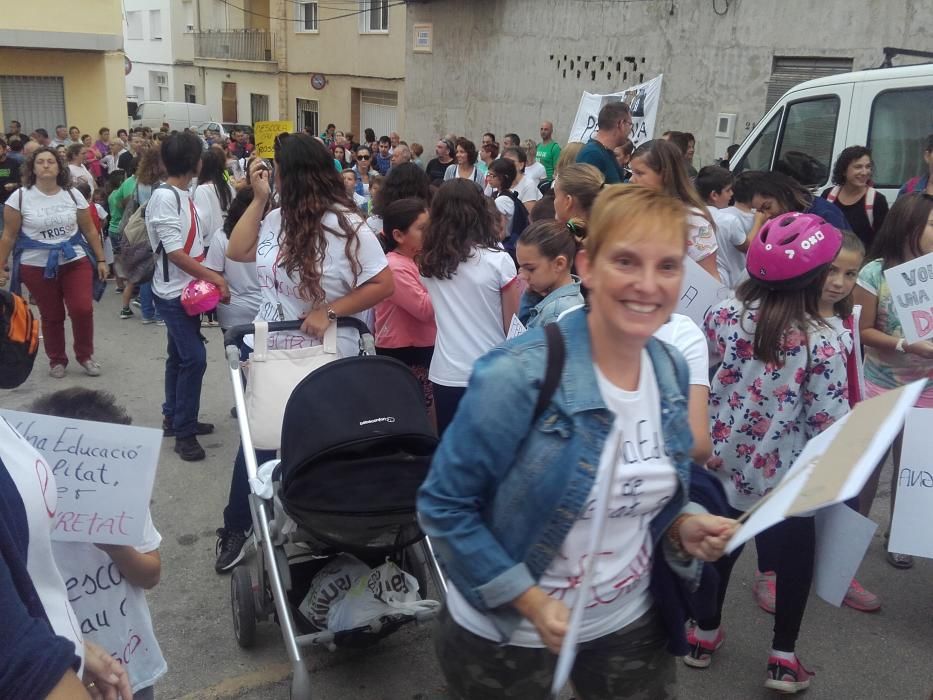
[154,295,206,439]
[139,282,158,320]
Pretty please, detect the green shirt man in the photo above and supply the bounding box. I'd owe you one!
[536,120,561,180]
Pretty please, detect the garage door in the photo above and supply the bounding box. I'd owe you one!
[766,57,853,110]
[360,90,397,139]
[0,76,66,135]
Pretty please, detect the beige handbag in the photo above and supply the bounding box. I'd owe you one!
[244,320,339,450]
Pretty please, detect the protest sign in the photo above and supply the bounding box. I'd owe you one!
[813,503,877,606]
[727,380,925,553]
[506,314,527,340]
[882,251,933,343]
[676,256,732,328]
[888,408,933,559]
[254,120,292,159]
[568,75,663,146]
[0,409,162,546]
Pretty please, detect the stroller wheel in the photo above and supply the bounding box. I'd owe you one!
[231,565,257,648]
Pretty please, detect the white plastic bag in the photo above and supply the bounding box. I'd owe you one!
[327,559,438,632]
[298,554,370,630]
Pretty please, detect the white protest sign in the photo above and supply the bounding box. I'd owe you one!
[568,74,663,146]
[882,251,933,343]
[676,256,732,328]
[506,314,527,340]
[0,409,162,546]
[888,408,933,559]
[727,380,925,553]
[813,503,877,606]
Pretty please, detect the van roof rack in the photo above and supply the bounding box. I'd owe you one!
[880,47,933,68]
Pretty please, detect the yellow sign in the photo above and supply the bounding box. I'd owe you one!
[253,121,292,159]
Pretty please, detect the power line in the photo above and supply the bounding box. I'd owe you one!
[213,0,407,24]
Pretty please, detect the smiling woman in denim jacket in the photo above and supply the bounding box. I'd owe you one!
[417,185,738,700]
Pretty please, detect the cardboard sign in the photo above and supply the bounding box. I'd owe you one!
[676,256,732,328]
[882,251,933,343]
[506,314,527,340]
[253,120,292,159]
[888,408,933,559]
[0,409,162,546]
[727,380,925,553]
[813,504,877,606]
[568,75,663,146]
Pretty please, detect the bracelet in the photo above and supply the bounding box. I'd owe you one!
[667,514,692,555]
[97,259,106,263]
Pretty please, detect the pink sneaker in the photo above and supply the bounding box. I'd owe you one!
[752,569,776,614]
[765,654,814,693]
[842,578,881,612]
[683,626,725,669]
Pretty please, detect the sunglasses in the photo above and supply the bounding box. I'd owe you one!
[357,154,371,161]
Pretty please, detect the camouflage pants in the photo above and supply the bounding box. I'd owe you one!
[435,606,676,700]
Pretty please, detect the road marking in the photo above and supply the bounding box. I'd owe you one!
[176,663,292,699]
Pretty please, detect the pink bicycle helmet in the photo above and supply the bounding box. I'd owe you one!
[746,212,842,287]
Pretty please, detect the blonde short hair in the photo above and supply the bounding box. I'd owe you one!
[586,184,689,261]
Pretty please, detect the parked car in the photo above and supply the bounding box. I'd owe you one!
[195,122,254,142]
[131,101,213,132]
[731,63,933,201]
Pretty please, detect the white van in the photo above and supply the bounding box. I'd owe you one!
[731,63,933,201]
[131,101,213,132]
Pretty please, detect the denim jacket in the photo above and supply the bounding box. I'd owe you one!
[417,307,703,640]
[517,278,585,330]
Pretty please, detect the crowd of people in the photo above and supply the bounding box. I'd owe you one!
[1,101,931,699]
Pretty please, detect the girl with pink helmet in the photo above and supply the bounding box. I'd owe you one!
[684,213,849,694]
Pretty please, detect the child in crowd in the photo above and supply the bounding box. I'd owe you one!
[419,179,519,434]
[366,173,385,233]
[341,169,369,213]
[695,165,734,211]
[709,171,759,288]
[515,220,583,329]
[374,198,436,421]
[36,388,166,700]
[688,213,850,693]
[853,192,933,570]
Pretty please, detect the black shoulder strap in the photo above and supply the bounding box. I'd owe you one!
[533,323,566,422]
[66,188,77,205]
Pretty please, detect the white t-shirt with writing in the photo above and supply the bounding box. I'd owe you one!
[204,228,261,329]
[687,207,718,264]
[711,206,753,289]
[51,517,166,693]
[68,164,95,195]
[447,355,678,646]
[654,313,710,388]
[0,417,85,673]
[421,247,517,387]
[253,207,387,358]
[7,186,90,267]
[145,185,204,300]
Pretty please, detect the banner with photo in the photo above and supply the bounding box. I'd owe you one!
[568,74,663,146]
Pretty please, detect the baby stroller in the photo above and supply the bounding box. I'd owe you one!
[223,318,446,699]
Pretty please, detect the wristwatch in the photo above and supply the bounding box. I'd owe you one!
[326,307,337,322]
[895,338,907,353]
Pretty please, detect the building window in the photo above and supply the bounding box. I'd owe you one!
[149,10,163,40]
[251,93,269,123]
[150,71,169,102]
[297,1,318,32]
[184,84,197,104]
[182,0,195,32]
[296,98,319,136]
[126,11,143,40]
[359,0,389,33]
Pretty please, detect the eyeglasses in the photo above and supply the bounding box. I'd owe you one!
[357,154,371,161]
[621,119,634,128]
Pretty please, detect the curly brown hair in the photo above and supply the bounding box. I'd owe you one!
[419,179,500,279]
[22,146,71,188]
[274,132,363,305]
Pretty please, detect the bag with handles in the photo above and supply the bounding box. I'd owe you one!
[244,320,340,450]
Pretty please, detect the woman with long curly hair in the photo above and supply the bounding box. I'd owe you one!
[419,178,520,433]
[0,146,109,377]
[227,132,393,358]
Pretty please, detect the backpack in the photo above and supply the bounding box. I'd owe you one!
[118,185,197,285]
[825,185,877,227]
[502,190,530,255]
[0,289,40,389]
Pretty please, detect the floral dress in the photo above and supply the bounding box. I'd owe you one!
[703,298,851,511]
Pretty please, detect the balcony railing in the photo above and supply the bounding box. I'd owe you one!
[193,30,274,62]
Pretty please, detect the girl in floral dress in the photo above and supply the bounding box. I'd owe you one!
[684,213,850,694]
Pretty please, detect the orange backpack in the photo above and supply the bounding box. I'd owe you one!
[0,289,40,388]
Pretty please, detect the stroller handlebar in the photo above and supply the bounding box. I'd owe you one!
[223,317,373,348]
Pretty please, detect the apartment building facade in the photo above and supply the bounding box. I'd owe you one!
[0,0,126,135]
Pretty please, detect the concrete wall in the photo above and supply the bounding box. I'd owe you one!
[404,0,933,165]
[0,48,128,133]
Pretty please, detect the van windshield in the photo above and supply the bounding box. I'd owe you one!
[134,104,145,119]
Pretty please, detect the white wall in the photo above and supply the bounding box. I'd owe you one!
[202,68,278,124]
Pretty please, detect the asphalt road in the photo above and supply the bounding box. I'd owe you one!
[4,290,932,700]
